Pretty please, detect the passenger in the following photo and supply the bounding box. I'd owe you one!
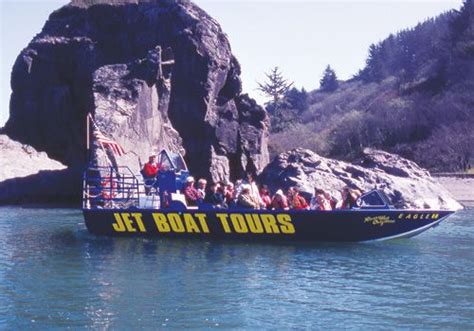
[218,183,230,208]
[325,191,338,209]
[184,176,203,206]
[142,155,160,195]
[259,185,272,209]
[197,178,207,200]
[224,182,234,205]
[234,179,243,201]
[161,190,171,208]
[206,183,227,208]
[310,188,321,210]
[286,187,295,205]
[233,179,244,203]
[339,186,361,209]
[237,185,259,209]
[289,187,309,210]
[244,173,263,207]
[310,188,332,211]
[271,189,289,210]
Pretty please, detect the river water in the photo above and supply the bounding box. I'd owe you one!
[0,207,472,329]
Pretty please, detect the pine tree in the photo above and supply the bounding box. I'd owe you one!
[285,87,309,112]
[320,65,339,92]
[257,67,293,109]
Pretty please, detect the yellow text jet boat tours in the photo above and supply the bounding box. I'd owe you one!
[82,151,454,242]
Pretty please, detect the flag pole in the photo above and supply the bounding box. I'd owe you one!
[85,113,91,208]
[87,113,113,167]
[86,113,90,152]
[98,142,114,167]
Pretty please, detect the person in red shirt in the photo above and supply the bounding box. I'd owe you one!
[143,155,159,178]
[184,176,203,206]
[259,185,272,209]
[310,188,333,211]
[142,155,159,194]
[290,187,309,210]
[271,189,289,210]
[340,186,361,209]
[224,182,234,205]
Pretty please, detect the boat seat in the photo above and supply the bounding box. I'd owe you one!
[170,192,198,210]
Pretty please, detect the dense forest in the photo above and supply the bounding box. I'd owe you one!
[267,0,473,171]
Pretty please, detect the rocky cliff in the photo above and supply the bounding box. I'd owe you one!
[259,148,463,210]
[3,0,269,192]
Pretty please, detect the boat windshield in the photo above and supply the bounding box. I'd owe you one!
[358,190,392,209]
[159,150,187,172]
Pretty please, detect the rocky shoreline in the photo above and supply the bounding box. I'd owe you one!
[0,135,78,204]
[435,175,474,208]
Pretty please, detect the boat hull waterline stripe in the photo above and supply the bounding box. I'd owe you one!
[361,216,447,242]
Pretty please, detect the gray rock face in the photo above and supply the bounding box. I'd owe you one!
[91,46,184,171]
[4,0,269,190]
[259,148,463,210]
[0,135,76,204]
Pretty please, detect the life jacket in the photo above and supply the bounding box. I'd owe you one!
[271,195,288,209]
[143,162,159,178]
[101,176,117,199]
[292,194,308,210]
[260,194,272,209]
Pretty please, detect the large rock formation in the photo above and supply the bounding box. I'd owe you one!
[3,0,269,193]
[259,148,463,210]
[0,135,76,203]
[91,45,184,169]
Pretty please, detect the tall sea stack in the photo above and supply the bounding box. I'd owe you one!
[4,0,269,190]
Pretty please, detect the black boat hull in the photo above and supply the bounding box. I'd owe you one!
[83,208,454,242]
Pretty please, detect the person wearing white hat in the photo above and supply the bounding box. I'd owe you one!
[271,189,289,210]
[197,178,207,199]
[237,184,258,209]
[184,176,203,206]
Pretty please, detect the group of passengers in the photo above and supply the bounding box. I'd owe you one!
[142,154,362,210]
[182,172,362,210]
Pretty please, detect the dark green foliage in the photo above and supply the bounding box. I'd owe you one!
[446,0,474,83]
[267,87,309,133]
[285,87,309,112]
[356,1,474,88]
[356,13,454,85]
[320,65,339,92]
[450,0,474,44]
[270,107,300,133]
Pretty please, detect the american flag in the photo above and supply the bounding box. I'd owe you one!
[94,130,125,156]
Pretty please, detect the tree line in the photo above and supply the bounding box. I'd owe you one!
[257,0,473,172]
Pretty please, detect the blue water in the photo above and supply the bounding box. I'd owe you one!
[0,207,473,329]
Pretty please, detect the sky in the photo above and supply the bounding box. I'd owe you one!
[0,0,463,127]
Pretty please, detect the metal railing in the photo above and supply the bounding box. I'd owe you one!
[82,165,160,209]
